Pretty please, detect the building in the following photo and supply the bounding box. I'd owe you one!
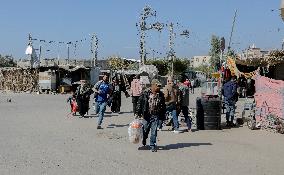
[190,56,211,68]
[238,44,269,60]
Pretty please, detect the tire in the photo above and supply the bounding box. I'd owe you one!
[204,116,220,123]
[204,121,221,130]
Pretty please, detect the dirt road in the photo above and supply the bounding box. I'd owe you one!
[0,90,283,175]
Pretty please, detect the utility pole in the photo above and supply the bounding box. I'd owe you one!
[91,33,99,67]
[168,22,176,76]
[67,42,71,64]
[137,5,163,65]
[228,10,237,52]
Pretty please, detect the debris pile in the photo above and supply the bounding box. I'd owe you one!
[0,68,39,92]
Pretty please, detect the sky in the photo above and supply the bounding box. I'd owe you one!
[0,0,283,60]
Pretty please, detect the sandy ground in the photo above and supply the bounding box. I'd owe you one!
[0,88,284,175]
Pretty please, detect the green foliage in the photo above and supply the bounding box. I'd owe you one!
[209,35,221,71]
[227,49,237,57]
[146,58,189,76]
[107,56,138,70]
[0,55,16,67]
[173,58,189,75]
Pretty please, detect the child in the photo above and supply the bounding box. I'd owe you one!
[67,91,78,116]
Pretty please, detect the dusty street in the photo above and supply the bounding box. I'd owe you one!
[0,89,284,175]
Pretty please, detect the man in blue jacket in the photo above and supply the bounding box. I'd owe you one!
[222,76,238,127]
[93,74,112,129]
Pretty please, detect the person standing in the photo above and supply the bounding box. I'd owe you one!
[93,74,112,129]
[136,79,166,152]
[162,77,181,133]
[190,79,195,94]
[75,80,93,118]
[110,78,122,113]
[222,76,238,127]
[130,74,142,115]
[177,80,192,132]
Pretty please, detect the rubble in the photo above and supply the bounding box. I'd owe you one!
[0,68,39,92]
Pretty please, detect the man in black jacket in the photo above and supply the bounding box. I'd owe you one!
[136,79,166,152]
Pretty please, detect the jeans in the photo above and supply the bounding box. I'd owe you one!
[166,104,179,130]
[178,106,192,129]
[143,116,158,147]
[96,101,107,126]
[132,96,140,115]
[224,98,236,122]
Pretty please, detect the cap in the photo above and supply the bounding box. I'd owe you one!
[151,79,162,86]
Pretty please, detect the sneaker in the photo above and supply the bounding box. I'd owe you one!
[172,130,182,134]
[97,125,102,129]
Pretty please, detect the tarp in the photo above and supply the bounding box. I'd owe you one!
[226,57,259,78]
[254,75,284,129]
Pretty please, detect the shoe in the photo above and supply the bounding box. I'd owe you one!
[157,128,162,131]
[230,122,237,127]
[226,121,230,127]
[97,125,102,129]
[150,146,157,152]
[172,130,182,134]
[142,139,146,146]
[184,129,191,132]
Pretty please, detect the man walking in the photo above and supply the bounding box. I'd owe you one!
[130,74,142,115]
[93,74,112,129]
[162,77,181,133]
[222,76,238,127]
[136,79,166,152]
[177,79,192,132]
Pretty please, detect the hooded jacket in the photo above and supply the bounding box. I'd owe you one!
[136,89,166,121]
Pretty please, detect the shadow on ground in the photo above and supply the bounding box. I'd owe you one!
[138,142,212,151]
[107,123,129,128]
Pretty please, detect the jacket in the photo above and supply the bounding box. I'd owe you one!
[136,89,166,121]
[163,84,178,106]
[178,84,189,107]
[130,79,142,97]
[222,80,237,101]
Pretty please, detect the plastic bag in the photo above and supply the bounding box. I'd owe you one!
[71,99,78,113]
[128,119,144,144]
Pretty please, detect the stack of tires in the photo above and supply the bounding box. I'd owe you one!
[196,97,221,130]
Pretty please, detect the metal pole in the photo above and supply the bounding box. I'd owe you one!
[228,10,237,51]
[39,45,42,61]
[91,33,98,68]
[67,44,70,64]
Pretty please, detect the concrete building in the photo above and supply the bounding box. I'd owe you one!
[190,56,211,68]
[238,44,269,60]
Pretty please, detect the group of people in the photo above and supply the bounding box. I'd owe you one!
[132,75,192,152]
[67,74,193,152]
[68,74,129,129]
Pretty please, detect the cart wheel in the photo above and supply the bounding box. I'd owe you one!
[247,117,256,130]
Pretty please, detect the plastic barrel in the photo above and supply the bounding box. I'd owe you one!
[201,98,221,130]
[196,97,204,130]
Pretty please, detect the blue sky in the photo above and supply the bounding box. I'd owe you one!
[0,0,283,60]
